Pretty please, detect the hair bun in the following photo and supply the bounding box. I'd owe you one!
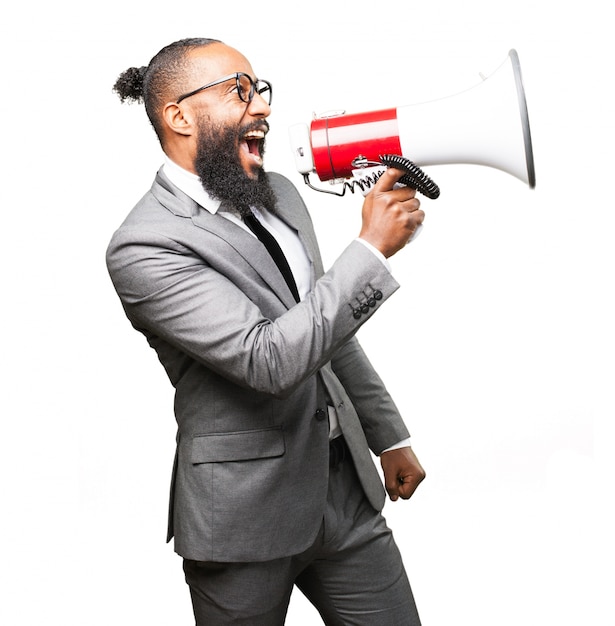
[113,66,147,103]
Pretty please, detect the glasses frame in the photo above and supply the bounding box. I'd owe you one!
[175,72,272,105]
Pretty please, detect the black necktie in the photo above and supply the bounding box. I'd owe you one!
[244,212,300,303]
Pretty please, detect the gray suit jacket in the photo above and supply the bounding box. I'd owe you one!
[106,169,410,562]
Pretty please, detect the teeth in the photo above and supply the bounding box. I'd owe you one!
[244,130,265,139]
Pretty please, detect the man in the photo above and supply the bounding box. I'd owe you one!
[107,37,426,625]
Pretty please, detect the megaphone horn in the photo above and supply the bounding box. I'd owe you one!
[289,49,536,197]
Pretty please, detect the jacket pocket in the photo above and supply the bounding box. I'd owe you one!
[191,427,285,464]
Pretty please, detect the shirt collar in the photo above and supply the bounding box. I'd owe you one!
[162,156,221,215]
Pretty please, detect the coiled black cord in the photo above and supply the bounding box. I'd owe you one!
[379,154,440,199]
[302,154,440,199]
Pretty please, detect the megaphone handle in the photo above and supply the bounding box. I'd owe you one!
[407,223,423,244]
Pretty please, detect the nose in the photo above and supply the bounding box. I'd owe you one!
[247,90,271,117]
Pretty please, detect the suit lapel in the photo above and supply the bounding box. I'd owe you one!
[272,192,325,284]
[152,170,301,308]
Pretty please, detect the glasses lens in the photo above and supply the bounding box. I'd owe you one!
[235,74,272,105]
[236,74,254,103]
[256,80,272,105]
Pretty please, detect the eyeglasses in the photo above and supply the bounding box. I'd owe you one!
[176,72,273,105]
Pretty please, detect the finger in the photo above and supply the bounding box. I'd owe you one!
[403,197,422,213]
[373,167,408,193]
[408,206,425,225]
[397,479,419,500]
[399,470,426,498]
[387,488,400,502]
[385,478,401,502]
[391,183,419,205]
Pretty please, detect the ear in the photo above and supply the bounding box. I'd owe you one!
[162,102,194,137]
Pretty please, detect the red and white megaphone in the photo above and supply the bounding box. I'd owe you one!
[289,49,535,198]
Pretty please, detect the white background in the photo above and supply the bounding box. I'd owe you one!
[1,1,612,624]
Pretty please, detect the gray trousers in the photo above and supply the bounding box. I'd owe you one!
[183,438,421,625]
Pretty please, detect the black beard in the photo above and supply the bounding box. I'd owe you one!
[194,118,278,217]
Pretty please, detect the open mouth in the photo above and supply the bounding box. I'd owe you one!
[241,128,267,168]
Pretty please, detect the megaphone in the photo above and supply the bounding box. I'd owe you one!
[289,49,535,198]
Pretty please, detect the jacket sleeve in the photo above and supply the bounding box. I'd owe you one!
[331,337,410,454]
[107,225,400,399]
